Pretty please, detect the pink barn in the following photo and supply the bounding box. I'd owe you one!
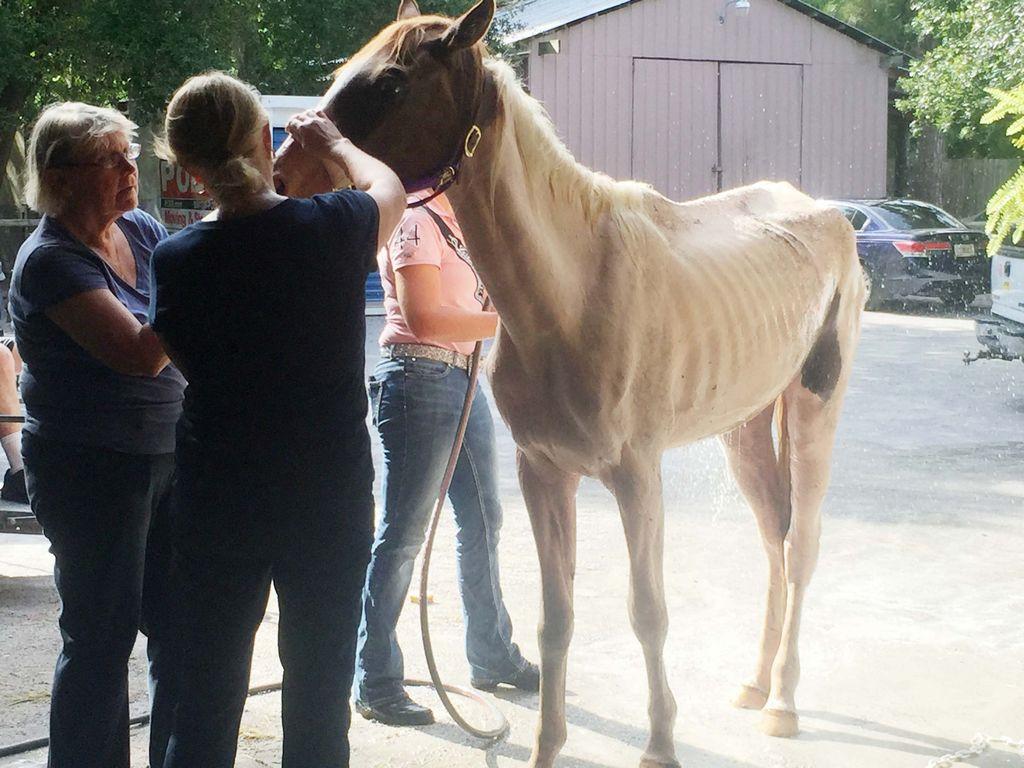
[501,0,904,200]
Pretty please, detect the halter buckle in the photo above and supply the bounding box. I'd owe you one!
[464,125,483,158]
[438,166,457,187]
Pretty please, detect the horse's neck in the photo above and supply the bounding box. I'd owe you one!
[448,94,599,352]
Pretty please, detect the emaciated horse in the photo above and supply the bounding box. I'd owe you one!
[275,2,864,765]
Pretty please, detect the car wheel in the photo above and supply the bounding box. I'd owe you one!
[862,267,884,311]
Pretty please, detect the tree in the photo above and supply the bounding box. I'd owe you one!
[228,0,518,93]
[896,0,1024,158]
[981,83,1024,253]
[0,0,516,180]
[0,0,240,180]
[800,0,916,51]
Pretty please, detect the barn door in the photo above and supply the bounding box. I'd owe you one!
[719,63,803,189]
[631,59,719,201]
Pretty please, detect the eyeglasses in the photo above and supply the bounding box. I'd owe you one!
[51,142,141,169]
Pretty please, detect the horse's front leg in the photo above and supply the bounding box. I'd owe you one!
[604,454,679,768]
[518,449,580,768]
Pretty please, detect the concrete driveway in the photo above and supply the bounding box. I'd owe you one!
[1,311,1022,767]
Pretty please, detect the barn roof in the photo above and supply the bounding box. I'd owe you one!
[500,0,905,59]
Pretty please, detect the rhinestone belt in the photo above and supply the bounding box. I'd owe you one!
[381,343,471,371]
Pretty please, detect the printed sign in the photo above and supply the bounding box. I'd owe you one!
[159,161,214,231]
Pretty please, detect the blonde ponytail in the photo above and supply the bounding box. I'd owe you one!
[205,155,267,198]
[158,72,270,203]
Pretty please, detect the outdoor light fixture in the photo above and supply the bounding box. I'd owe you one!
[719,0,751,24]
[538,38,560,55]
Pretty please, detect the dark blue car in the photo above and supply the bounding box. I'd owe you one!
[824,199,989,309]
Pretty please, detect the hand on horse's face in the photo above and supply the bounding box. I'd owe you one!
[286,110,345,157]
[276,0,496,198]
[273,133,334,198]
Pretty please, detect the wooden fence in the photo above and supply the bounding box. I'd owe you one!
[905,127,1020,221]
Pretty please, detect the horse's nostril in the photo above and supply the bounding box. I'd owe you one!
[275,178,286,195]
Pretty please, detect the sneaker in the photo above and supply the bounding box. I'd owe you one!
[354,693,435,727]
[1,468,28,504]
[471,661,540,693]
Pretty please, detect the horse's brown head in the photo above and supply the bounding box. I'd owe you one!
[274,0,495,198]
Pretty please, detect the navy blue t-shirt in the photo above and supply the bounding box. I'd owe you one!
[10,210,186,454]
[149,190,379,475]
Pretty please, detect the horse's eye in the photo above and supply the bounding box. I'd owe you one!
[377,70,407,97]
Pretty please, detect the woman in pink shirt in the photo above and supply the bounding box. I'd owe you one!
[354,191,538,726]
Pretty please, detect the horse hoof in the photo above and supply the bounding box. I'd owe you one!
[640,758,682,768]
[527,751,557,768]
[732,684,769,710]
[760,708,799,738]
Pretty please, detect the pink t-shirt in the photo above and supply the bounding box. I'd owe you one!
[378,192,486,356]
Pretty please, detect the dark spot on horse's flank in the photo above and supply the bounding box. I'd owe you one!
[801,292,842,399]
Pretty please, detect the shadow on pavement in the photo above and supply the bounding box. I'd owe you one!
[870,297,985,321]
[800,709,974,757]
[0,576,54,609]
[431,693,764,768]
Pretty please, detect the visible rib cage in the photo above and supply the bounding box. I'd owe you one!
[450,60,862,471]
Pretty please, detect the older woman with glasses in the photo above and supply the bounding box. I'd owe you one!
[9,102,185,768]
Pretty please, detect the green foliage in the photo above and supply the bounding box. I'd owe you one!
[799,0,915,51]
[896,0,1024,158]
[981,83,1024,254]
[0,0,519,173]
[0,0,244,174]
[232,0,499,96]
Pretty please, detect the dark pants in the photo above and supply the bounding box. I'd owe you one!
[23,432,179,768]
[163,439,374,768]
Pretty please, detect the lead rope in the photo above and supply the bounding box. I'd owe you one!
[413,298,509,742]
[926,734,1024,767]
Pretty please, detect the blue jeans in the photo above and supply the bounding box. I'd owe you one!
[23,433,179,768]
[355,356,525,704]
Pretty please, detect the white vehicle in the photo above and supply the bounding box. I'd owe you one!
[970,243,1024,363]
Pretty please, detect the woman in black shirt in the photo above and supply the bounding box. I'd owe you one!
[151,71,404,768]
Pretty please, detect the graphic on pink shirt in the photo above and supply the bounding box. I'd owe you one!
[431,218,486,308]
[378,192,486,356]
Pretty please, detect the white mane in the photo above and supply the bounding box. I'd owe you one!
[484,57,667,250]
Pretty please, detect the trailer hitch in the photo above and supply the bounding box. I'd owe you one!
[963,348,1000,365]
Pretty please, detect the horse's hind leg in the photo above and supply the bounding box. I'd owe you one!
[757,382,841,736]
[761,289,860,737]
[604,454,679,768]
[720,403,791,712]
[518,449,581,768]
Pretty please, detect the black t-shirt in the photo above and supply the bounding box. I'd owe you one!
[149,190,379,476]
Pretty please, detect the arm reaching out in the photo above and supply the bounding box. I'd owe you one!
[287,110,406,251]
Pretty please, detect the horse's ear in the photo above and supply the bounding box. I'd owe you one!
[442,0,495,51]
[397,0,420,20]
